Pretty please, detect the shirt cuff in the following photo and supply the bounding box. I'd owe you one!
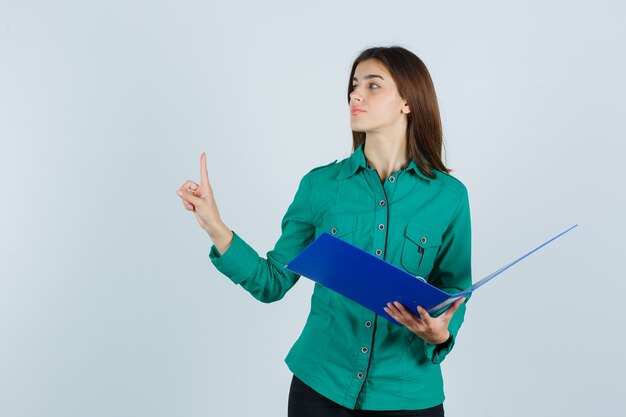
[208,230,260,285]
[424,333,455,365]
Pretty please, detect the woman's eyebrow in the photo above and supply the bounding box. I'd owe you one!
[352,74,385,81]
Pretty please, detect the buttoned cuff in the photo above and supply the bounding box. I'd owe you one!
[424,333,455,364]
[208,230,260,285]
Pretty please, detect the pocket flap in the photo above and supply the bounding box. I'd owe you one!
[404,223,442,248]
[321,215,358,237]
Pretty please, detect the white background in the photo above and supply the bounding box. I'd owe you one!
[1,1,625,416]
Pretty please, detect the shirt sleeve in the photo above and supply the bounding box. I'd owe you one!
[423,187,472,364]
[208,173,316,303]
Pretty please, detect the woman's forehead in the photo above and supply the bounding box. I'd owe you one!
[354,59,390,80]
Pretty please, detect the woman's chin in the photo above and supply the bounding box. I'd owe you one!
[350,123,368,133]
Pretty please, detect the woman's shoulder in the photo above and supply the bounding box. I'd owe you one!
[431,169,469,198]
[309,159,339,173]
[302,158,342,181]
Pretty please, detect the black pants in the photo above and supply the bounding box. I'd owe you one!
[288,375,444,417]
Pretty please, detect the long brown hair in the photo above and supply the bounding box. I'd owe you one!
[348,46,449,178]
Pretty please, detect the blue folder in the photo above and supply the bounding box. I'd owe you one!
[285,224,578,325]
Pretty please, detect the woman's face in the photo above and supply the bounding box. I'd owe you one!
[349,58,410,135]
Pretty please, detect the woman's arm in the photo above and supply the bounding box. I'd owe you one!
[423,187,472,363]
[384,186,472,363]
[207,173,315,303]
[176,153,315,303]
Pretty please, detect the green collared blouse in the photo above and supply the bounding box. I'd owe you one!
[209,142,472,410]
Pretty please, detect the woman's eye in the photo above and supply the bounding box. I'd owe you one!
[351,83,379,90]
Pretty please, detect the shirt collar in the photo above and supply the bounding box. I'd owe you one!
[336,142,433,181]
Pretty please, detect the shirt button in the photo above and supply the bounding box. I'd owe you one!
[375,249,382,256]
[361,347,368,353]
[388,176,395,182]
[331,227,337,234]
[379,200,385,206]
[420,236,427,244]
[378,224,385,230]
[365,321,372,328]
[357,372,364,379]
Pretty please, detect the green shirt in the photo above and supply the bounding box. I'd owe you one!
[208,142,472,410]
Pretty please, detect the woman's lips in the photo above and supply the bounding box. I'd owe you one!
[351,110,365,115]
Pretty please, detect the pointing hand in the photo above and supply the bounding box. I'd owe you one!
[176,152,224,235]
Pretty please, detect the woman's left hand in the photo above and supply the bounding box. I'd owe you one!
[384,297,466,345]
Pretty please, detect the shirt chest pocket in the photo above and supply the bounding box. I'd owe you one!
[400,223,443,278]
[318,214,359,244]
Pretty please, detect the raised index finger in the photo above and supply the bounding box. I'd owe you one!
[200,152,210,187]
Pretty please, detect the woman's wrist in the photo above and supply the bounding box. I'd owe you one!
[427,330,451,346]
[208,221,233,255]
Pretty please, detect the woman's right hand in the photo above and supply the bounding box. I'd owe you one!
[176,152,226,236]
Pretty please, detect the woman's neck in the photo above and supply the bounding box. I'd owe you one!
[363,136,409,181]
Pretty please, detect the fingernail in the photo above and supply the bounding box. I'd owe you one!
[176,190,182,196]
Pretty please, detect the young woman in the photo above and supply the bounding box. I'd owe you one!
[176,46,471,417]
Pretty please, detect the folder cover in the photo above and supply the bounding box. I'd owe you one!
[285,225,577,325]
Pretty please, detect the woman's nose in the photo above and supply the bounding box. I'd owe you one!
[350,89,362,102]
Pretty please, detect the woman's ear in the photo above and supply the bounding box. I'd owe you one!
[402,102,411,114]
